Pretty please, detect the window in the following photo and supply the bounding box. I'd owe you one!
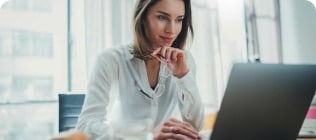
[11,76,53,99]
[0,0,67,139]
[2,0,52,12]
[11,30,53,57]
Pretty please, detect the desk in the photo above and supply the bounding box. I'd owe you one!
[53,118,316,140]
[298,119,316,140]
[202,114,316,140]
[200,130,316,140]
[52,131,88,140]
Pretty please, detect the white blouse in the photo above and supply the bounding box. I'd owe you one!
[76,45,204,139]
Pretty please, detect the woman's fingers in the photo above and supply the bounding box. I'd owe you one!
[151,46,184,63]
[156,132,192,140]
[165,47,172,61]
[168,118,198,135]
[154,118,201,140]
[163,119,200,139]
[151,46,188,78]
[171,49,179,62]
[157,126,198,140]
[151,47,162,61]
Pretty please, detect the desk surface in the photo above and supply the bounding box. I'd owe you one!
[298,119,316,140]
[200,131,316,140]
[201,119,316,140]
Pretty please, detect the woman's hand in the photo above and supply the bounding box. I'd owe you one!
[152,46,188,78]
[153,118,201,140]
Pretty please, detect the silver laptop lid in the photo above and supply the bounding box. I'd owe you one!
[211,63,316,140]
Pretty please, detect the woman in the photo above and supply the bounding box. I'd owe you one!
[76,0,204,139]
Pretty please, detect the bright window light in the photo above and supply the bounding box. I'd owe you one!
[307,0,316,8]
[0,0,7,8]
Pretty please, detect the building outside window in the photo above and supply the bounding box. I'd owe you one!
[0,0,67,139]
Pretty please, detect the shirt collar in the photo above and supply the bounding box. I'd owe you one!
[124,45,144,63]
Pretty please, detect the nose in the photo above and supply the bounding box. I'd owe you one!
[165,21,176,35]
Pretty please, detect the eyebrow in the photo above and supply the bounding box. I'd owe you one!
[156,11,184,18]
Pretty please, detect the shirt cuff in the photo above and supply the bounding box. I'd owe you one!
[176,70,195,90]
[176,70,196,103]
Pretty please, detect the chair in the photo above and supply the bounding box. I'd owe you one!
[59,93,85,132]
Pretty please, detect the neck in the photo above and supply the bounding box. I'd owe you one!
[145,58,160,66]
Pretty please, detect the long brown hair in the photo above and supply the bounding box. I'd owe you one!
[132,0,194,60]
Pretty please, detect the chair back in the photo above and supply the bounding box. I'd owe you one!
[59,93,85,132]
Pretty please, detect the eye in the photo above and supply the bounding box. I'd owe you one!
[158,15,168,21]
[175,18,184,23]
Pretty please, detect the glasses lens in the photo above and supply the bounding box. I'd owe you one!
[160,63,171,78]
[154,84,165,98]
[153,63,171,98]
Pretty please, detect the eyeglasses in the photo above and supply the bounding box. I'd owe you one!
[136,62,171,100]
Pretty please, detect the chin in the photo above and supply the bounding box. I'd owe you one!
[162,43,173,47]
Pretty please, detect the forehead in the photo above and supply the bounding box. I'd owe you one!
[149,0,185,16]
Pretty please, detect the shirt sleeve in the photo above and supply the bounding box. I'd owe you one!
[176,51,205,131]
[76,50,118,140]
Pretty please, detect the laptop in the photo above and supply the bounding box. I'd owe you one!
[210,63,316,140]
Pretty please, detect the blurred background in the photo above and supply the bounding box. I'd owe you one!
[0,0,315,139]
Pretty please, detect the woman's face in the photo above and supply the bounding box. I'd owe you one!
[145,0,185,49]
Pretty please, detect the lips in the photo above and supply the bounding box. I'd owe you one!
[161,36,174,43]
